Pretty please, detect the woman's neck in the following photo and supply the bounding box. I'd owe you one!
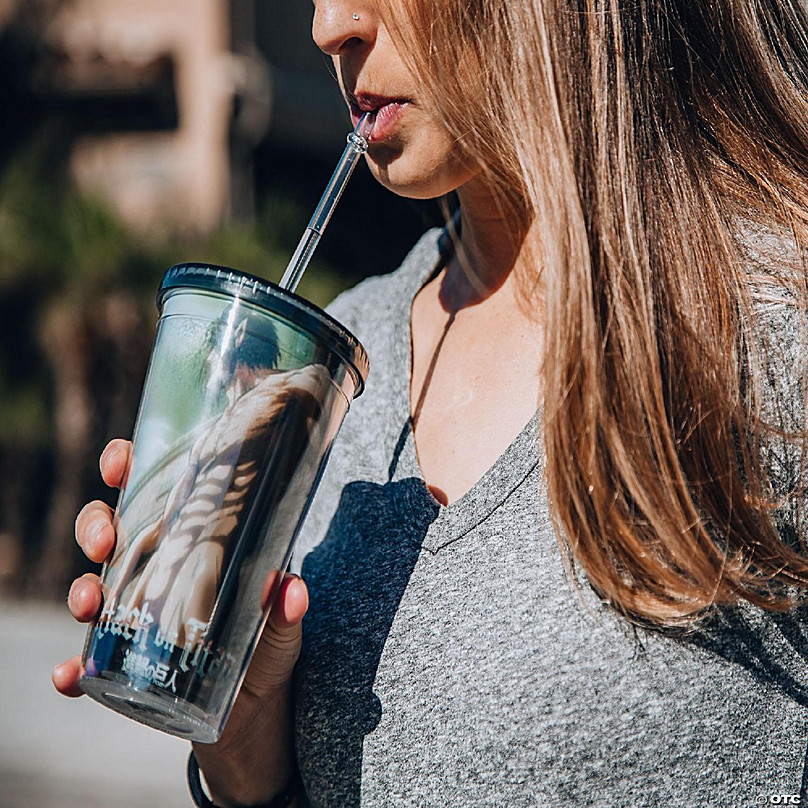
[438,180,530,312]
[409,181,541,505]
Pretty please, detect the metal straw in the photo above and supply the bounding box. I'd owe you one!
[279,112,375,293]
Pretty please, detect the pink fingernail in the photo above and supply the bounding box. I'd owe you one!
[100,445,120,468]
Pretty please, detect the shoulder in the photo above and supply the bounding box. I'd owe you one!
[736,217,802,271]
[757,300,807,434]
[742,223,808,432]
[741,222,808,543]
[737,218,805,377]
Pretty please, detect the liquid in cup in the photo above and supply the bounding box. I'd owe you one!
[79,263,368,743]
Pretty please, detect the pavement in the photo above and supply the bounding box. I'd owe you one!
[0,601,192,808]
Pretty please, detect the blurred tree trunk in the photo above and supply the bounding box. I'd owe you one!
[93,291,150,442]
[25,291,149,599]
[0,444,30,595]
[28,300,92,598]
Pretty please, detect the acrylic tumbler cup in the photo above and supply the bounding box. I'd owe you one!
[79,263,368,743]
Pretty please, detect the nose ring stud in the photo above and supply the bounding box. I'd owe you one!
[352,12,359,20]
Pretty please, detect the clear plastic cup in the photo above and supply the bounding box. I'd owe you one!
[79,263,368,743]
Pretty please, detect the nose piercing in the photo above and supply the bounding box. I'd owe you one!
[352,12,359,20]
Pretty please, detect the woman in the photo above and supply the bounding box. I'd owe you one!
[55,0,808,805]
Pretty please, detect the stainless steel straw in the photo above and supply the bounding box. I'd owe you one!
[279,112,375,293]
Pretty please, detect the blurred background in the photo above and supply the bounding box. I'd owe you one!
[0,1,441,804]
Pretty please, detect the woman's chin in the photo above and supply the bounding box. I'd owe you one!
[366,151,465,201]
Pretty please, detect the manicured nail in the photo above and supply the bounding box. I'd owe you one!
[86,521,105,552]
[72,582,86,606]
[100,445,120,469]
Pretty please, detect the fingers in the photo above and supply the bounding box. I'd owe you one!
[99,439,132,489]
[72,440,129,565]
[268,574,309,632]
[67,572,103,622]
[52,655,85,698]
[75,501,115,563]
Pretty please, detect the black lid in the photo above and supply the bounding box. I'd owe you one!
[158,263,369,396]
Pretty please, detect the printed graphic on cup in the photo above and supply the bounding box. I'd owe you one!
[80,264,367,742]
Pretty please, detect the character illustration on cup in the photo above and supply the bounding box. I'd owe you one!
[104,313,329,650]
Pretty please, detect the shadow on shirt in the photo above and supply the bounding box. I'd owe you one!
[672,605,808,798]
[687,605,808,707]
[295,476,439,807]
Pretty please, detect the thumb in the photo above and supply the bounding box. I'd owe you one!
[242,573,308,698]
[267,573,309,633]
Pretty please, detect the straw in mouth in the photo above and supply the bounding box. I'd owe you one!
[279,112,376,293]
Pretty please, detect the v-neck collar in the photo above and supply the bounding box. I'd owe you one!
[385,227,543,554]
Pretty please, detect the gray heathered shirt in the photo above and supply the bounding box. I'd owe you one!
[291,228,808,807]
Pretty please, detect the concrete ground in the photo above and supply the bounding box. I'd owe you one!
[0,601,191,808]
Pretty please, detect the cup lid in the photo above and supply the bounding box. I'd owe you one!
[158,262,369,396]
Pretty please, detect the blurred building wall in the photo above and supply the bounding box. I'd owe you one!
[49,0,233,233]
[0,0,17,26]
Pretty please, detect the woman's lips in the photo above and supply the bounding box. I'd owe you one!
[349,97,410,141]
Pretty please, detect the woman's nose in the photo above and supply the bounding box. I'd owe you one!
[312,1,375,56]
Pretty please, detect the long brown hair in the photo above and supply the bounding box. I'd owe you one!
[388,0,808,626]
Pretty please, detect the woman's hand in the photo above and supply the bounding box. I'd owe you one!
[51,438,132,697]
[52,436,309,707]
[194,572,308,806]
[52,438,308,806]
